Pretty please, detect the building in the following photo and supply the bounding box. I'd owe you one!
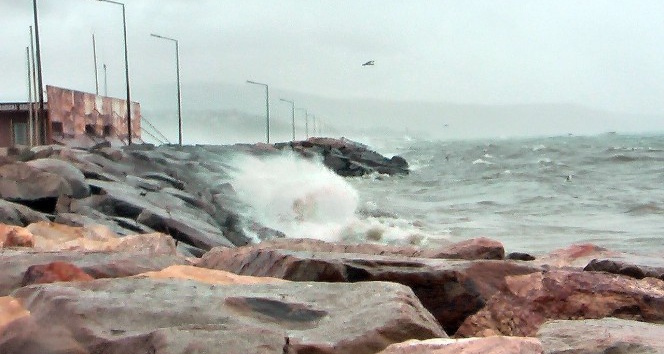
[0,85,141,148]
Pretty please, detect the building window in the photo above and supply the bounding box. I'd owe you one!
[52,122,64,134]
[13,122,28,145]
[103,124,113,137]
[85,124,95,135]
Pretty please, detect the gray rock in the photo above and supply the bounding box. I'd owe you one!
[0,199,50,226]
[2,278,446,354]
[538,318,664,354]
[0,249,187,296]
[585,257,664,281]
[0,162,72,213]
[26,158,90,198]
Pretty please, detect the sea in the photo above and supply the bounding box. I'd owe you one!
[228,133,664,256]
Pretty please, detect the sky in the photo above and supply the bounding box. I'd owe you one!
[2,1,664,142]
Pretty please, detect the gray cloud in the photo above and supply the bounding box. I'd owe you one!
[2,0,664,140]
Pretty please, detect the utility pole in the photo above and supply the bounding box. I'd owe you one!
[92,33,99,95]
[33,0,46,145]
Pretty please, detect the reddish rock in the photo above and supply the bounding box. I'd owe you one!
[197,246,539,334]
[199,236,503,261]
[533,243,619,268]
[21,262,94,286]
[0,224,34,248]
[377,336,543,354]
[0,250,187,296]
[0,296,29,330]
[137,265,287,285]
[429,237,504,260]
[456,270,664,337]
[2,278,445,353]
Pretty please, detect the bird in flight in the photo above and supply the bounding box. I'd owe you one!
[362,60,375,66]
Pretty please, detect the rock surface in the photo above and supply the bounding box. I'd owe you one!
[197,246,539,334]
[584,256,664,281]
[21,261,94,286]
[456,269,664,337]
[378,337,543,354]
[1,278,445,354]
[538,317,664,354]
[137,265,287,285]
[0,250,187,296]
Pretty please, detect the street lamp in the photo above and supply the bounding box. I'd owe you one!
[32,0,46,145]
[151,33,182,146]
[246,80,270,144]
[97,0,132,145]
[279,98,295,141]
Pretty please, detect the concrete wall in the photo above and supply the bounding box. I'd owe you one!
[46,85,141,141]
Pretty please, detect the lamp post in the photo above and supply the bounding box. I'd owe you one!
[246,80,269,144]
[97,0,132,145]
[32,0,46,145]
[279,98,295,141]
[151,33,182,146]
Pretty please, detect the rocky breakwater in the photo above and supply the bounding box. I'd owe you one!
[2,141,664,353]
[1,137,407,253]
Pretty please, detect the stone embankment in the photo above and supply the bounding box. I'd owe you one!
[1,139,663,353]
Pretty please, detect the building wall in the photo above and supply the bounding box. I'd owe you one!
[0,104,32,147]
[46,85,141,141]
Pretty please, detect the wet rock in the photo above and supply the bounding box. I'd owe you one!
[377,336,543,354]
[456,270,664,337]
[508,252,536,261]
[584,256,664,281]
[21,261,94,286]
[275,137,409,176]
[537,317,664,354]
[197,246,540,334]
[0,199,49,226]
[2,278,445,353]
[137,209,232,250]
[0,224,34,248]
[0,250,187,296]
[26,158,90,198]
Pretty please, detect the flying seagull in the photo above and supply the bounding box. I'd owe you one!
[362,60,374,66]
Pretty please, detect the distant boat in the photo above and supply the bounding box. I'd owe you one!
[362,60,374,66]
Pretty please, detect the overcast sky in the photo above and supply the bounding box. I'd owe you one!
[2,1,664,140]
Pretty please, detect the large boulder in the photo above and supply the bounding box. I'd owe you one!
[0,162,72,213]
[377,337,543,354]
[197,247,540,334]
[533,244,619,268]
[26,158,90,198]
[1,278,446,353]
[456,270,664,337]
[537,317,664,354]
[0,250,187,296]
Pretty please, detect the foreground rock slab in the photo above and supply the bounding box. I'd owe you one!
[198,246,539,334]
[538,318,664,354]
[1,278,445,354]
[456,270,664,337]
[378,336,543,354]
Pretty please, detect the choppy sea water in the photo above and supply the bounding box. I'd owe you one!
[230,133,664,255]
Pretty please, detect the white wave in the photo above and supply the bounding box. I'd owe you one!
[472,158,494,165]
[228,152,441,245]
